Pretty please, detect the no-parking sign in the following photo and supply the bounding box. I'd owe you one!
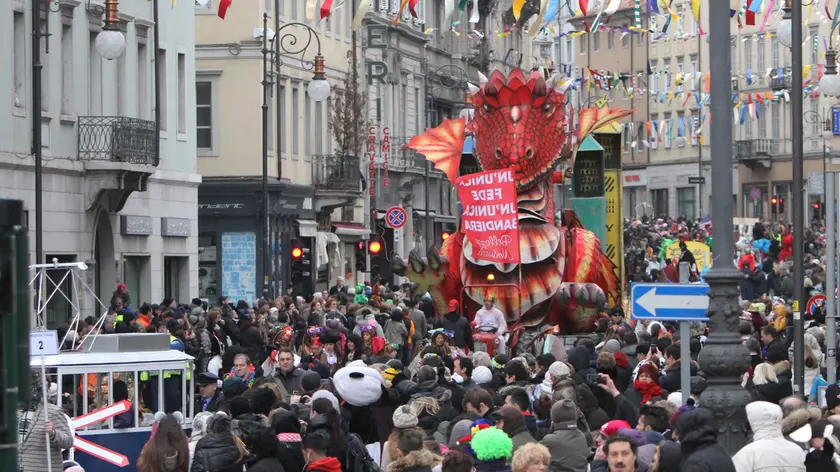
[385,206,407,229]
[807,294,827,316]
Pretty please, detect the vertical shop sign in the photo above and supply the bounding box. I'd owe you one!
[367,126,378,196]
[381,127,390,187]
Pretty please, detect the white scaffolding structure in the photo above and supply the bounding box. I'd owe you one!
[30,259,110,351]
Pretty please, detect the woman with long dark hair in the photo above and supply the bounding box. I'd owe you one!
[342,334,366,365]
[137,415,190,472]
[308,397,348,467]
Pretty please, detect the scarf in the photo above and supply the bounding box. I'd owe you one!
[633,379,663,404]
[277,432,302,442]
[224,364,256,388]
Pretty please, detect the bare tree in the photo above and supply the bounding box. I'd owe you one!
[330,58,368,157]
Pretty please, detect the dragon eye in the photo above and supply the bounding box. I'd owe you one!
[483,103,492,113]
[542,102,555,115]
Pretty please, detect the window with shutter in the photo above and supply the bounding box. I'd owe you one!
[378,0,388,13]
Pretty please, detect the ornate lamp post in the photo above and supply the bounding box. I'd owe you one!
[424,64,471,251]
[259,17,330,298]
[701,0,751,454]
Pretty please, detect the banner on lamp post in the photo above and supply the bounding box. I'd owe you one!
[381,127,390,187]
[457,168,520,264]
[367,126,378,196]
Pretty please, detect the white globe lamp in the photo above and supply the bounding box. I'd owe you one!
[307,54,331,103]
[777,17,793,49]
[95,29,126,60]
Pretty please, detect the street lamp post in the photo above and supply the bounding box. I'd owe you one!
[779,0,806,394]
[803,110,833,219]
[701,0,751,454]
[260,18,330,298]
[424,64,471,251]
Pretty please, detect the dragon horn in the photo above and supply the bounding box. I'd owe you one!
[547,73,561,89]
[478,72,489,84]
[467,83,480,95]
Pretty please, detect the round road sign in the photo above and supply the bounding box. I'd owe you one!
[385,206,408,229]
[750,187,762,200]
[807,294,827,316]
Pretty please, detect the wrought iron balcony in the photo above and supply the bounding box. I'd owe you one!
[312,154,362,193]
[78,116,157,165]
[769,72,792,91]
[734,139,783,160]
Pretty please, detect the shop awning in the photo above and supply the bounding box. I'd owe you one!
[297,219,318,238]
[332,222,369,237]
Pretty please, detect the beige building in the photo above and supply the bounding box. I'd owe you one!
[731,11,838,222]
[570,0,649,213]
[194,0,357,300]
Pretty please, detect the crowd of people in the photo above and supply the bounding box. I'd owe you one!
[18,214,840,472]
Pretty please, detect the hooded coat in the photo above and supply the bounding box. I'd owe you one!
[539,399,589,472]
[190,433,246,472]
[674,408,736,472]
[499,407,535,453]
[435,311,473,351]
[386,449,439,472]
[732,401,806,472]
[747,361,793,405]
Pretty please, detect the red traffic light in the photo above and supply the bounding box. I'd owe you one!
[292,247,303,258]
[369,241,382,254]
[357,241,365,250]
[442,232,450,240]
[814,203,821,209]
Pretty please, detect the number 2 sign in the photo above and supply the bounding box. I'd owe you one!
[30,330,60,357]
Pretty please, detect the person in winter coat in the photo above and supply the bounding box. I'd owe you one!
[188,412,213,471]
[435,300,474,352]
[308,398,349,469]
[671,408,736,471]
[740,267,760,301]
[590,435,650,472]
[383,405,425,470]
[658,344,698,394]
[138,415,191,472]
[732,401,806,471]
[271,410,306,472]
[498,406,535,454]
[385,308,410,353]
[624,362,664,407]
[539,399,588,472]
[239,422,285,472]
[470,427,513,472]
[17,387,74,472]
[190,414,246,472]
[387,428,439,472]
[237,313,266,366]
[747,362,793,405]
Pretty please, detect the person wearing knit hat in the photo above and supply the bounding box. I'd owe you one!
[470,427,512,472]
[472,366,494,386]
[628,362,663,406]
[393,405,420,429]
[538,361,571,398]
[311,390,340,412]
[604,339,621,354]
[449,419,475,449]
[540,398,588,471]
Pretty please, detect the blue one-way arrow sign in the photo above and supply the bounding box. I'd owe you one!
[631,283,710,321]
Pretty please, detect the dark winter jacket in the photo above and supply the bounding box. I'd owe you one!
[435,312,473,351]
[238,323,266,365]
[247,456,285,472]
[590,460,650,472]
[276,440,306,472]
[190,434,245,472]
[675,408,737,472]
[659,359,699,394]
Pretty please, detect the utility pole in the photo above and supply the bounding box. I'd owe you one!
[791,0,806,395]
[32,0,44,269]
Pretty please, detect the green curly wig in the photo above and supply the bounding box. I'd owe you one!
[470,427,512,461]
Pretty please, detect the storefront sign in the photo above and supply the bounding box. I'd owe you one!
[120,216,153,236]
[623,171,647,187]
[381,127,390,187]
[198,202,251,216]
[366,25,389,84]
[161,218,190,237]
[457,169,520,264]
[272,197,307,215]
[367,126,378,196]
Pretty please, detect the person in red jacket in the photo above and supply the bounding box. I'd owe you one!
[303,431,342,472]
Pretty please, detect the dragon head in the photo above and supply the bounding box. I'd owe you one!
[467,69,568,190]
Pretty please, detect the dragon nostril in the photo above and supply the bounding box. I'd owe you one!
[495,149,503,160]
[525,148,534,159]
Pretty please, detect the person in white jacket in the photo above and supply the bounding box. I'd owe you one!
[732,401,806,472]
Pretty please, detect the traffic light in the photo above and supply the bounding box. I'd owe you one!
[368,240,382,255]
[814,203,824,220]
[290,238,311,283]
[368,236,383,280]
[441,232,450,241]
[355,240,367,271]
[778,198,785,213]
[770,196,778,205]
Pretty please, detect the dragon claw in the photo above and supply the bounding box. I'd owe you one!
[427,246,442,271]
[408,249,426,274]
[391,252,408,276]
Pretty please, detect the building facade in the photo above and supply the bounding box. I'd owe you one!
[194,0,356,300]
[1,0,200,327]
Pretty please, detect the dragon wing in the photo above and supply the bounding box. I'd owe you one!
[406,117,466,185]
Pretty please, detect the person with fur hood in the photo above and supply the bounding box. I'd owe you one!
[747,358,793,405]
[387,429,439,472]
[788,333,824,397]
[383,405,426,470]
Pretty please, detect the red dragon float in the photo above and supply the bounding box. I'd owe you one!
[392,69,633,335]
